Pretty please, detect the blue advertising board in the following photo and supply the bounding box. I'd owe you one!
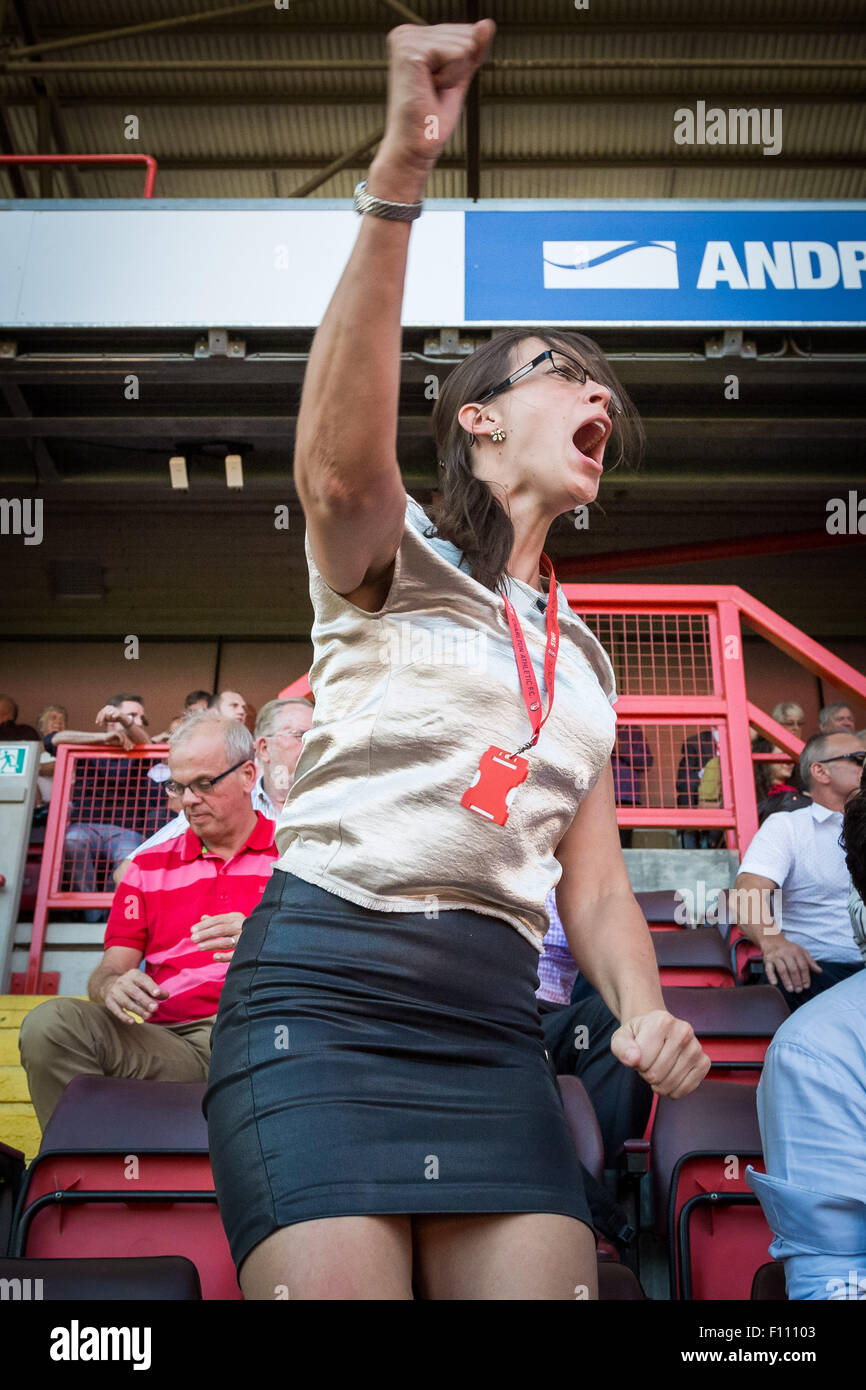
[465,204,866,325]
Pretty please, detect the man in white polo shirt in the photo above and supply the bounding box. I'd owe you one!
[732,730,865,1011]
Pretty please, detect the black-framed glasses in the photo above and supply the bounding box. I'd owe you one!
[820,751,866,767]
[164,757,252,798]
[475,349,623,413]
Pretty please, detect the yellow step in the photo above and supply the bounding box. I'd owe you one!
[0,1066,31,1103]
[0,996,58,1028]
[0,1030,22,1066]
[0,995,87,1162]
[0,1106,41,1160]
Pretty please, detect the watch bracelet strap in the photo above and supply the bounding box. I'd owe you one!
[353,179,423,222]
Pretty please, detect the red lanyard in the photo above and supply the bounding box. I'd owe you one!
[501,552,560,757]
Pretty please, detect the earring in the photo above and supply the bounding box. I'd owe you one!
[490,426,507,443]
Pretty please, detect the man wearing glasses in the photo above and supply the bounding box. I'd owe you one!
[732,730,866,1012]
[115,697,313,876]
[19,711,278,1128]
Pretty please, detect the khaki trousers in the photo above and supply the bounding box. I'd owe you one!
[18,996,216,1130]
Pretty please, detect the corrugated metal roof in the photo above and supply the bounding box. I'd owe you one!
[2,0,864,201]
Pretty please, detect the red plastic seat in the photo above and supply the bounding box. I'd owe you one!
[9,1076,238,1300]
[651,1079,772,1299]
[653,928,735,988]
[661,985,789,1084]
[714,889,770,982]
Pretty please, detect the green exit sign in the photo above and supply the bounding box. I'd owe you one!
[0,745,28,775]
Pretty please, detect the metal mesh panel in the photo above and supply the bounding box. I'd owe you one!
[58,752,172,895]
[578,611,715,697]
[612,722,723,811]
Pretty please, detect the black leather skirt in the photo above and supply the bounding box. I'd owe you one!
[203,868,593,1276]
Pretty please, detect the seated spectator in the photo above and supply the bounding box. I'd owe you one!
[754,742,811,822]
[113,697,313,879]
[45,695,155,921]
[252,698,314,816]
[818,701,857,734]
[676,728,717,849]
[732,731,866,1010]
[537,888,653,1163]
[745,764,866,1300]
[0,694,40,742]
[772,701,805,740]
[185,690,212,712]
[34,703,67,806]
[768,701,806,791]
[18,712,278,1128]
[611,726,653,849]
[208,690,247,722]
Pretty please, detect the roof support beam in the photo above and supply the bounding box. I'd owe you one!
[9,0,83,197]
[4,58,865,74]
[0,416,862,442]
[4,1,279,59]
[150,153,866,173]
[8,89,860,109]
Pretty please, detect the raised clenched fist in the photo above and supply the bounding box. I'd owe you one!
[378,20,496,175]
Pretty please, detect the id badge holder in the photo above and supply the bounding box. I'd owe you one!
[461,746,529,827]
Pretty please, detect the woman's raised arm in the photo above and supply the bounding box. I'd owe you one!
[293,20,495,598]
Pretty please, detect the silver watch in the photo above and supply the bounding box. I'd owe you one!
[353,179,423,222]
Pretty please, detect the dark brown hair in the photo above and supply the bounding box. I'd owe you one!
[427,327,645,594]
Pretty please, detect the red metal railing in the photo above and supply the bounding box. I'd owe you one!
[280,581,866,854]
[17,743,169,994]
[18,585,866,993]
[0,154,158,197]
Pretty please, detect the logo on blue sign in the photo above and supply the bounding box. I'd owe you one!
[466,208,866,324]
[543,240,679,289]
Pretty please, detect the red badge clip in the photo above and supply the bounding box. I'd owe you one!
[461,746,530,827]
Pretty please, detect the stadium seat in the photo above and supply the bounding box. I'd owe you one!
[597,1262,647,1299]
[713,889,768,983]
[652,928,735,987]
[750,1261,787,1300]
[661,985,789,1084]
[651,1078,771,1300]
[0,1255,202,1300]
[557,1075,643,1272]
[9,1076,238,1300]
[557,1075,605,1184]
[635,890,689,931]
[0,1138,26,1255]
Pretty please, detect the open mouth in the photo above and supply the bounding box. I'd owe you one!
[572,417,610,464]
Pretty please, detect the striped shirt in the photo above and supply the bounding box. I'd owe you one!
[537,889,579,1005]
[105,811,278,1025]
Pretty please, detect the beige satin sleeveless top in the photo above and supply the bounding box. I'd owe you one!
[274,494,618,951]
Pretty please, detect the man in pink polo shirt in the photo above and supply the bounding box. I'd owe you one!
[19,711,278,1127]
